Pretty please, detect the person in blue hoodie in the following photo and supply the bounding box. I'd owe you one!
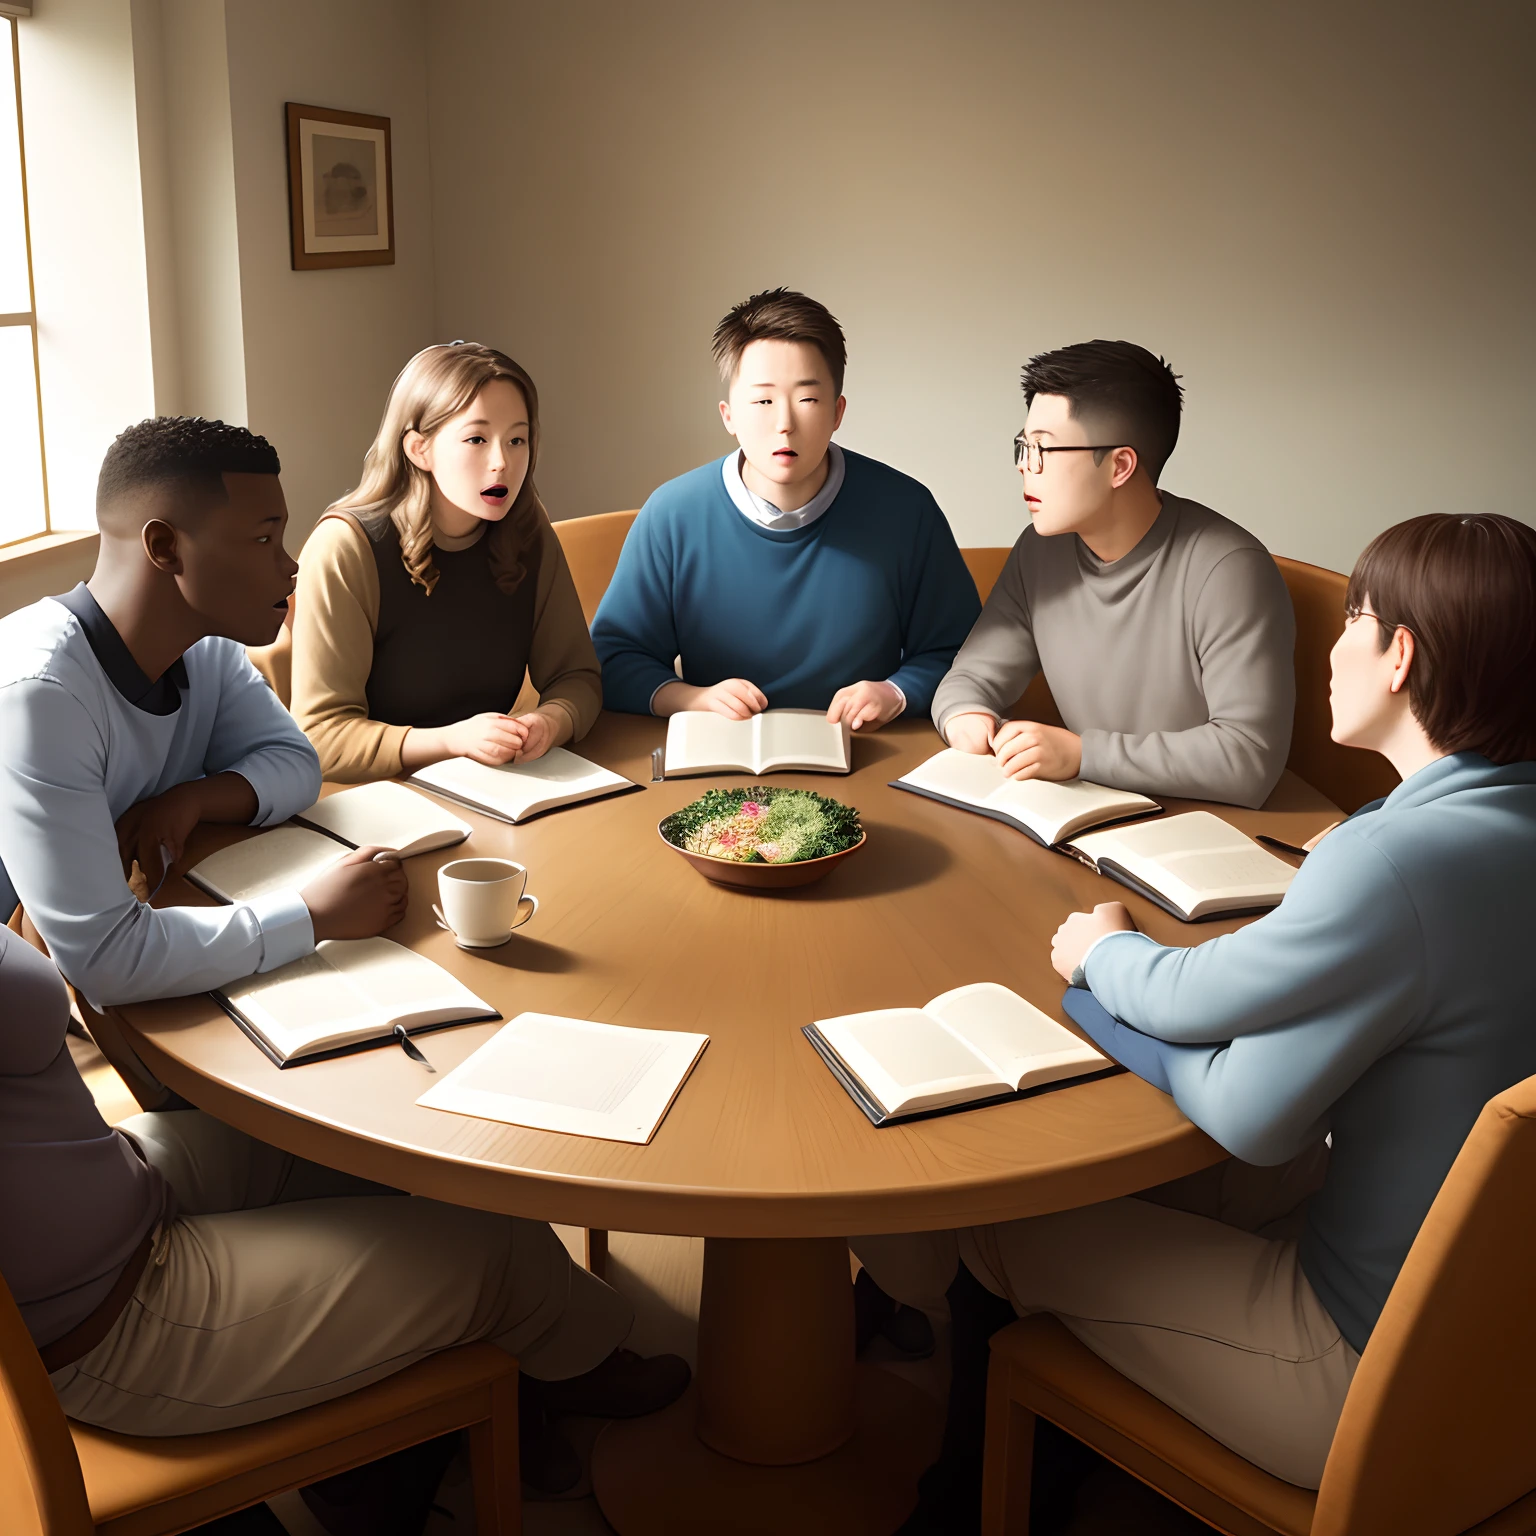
[870,512,1536,1532]
[591,288,980,729]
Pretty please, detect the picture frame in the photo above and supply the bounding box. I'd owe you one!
[285,102,394,270]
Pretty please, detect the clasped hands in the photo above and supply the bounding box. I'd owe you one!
[115,774,408,942]
[945,710,1083,782]
[654,677,905,730]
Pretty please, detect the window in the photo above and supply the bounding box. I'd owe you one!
[0,16,47,547]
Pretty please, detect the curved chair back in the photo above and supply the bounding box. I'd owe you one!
[1313,1073,1536,1535]
[552,509,639,624]
[0,1266,93,1535]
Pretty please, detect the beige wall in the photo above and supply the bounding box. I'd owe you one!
[222,0,436,546]
[425,0,1534,571]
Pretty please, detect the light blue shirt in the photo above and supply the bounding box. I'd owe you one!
[1075,752,1536,1351]
[0,589,321,1008]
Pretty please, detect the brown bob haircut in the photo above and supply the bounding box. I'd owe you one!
[1346,513,1536,765]
[712,288,848,396]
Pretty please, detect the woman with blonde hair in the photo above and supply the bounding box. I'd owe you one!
[291,342,600,781]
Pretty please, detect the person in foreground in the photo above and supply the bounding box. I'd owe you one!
[880,512,1536,1532]
[291,342,601,782]
[591,287,979,728]
[932,340,1295,808]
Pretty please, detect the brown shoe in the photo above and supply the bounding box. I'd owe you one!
[533,1348,691,1420]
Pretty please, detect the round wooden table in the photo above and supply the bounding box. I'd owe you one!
[115,715,1337,1533]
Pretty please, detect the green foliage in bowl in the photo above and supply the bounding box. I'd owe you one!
[659,786,863,865]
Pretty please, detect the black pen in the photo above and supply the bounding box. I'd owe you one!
[393,1023,436,1073]
[1256,834,1309,860]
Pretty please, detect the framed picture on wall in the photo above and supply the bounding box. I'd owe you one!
[285,102,394,270]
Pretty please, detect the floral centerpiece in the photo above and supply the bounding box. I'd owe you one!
[659,786,862,865]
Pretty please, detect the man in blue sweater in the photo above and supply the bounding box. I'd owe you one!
[592,288,980,727]
[873,513,1536,1531]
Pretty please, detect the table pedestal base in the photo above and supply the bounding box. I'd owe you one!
[591,1367,942,1534]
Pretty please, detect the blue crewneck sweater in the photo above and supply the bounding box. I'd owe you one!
[591,450,980,714]
[1068,752,1536,1353]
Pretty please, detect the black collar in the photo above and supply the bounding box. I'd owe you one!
[54,584,187,717]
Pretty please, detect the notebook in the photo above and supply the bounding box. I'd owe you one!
[216,937,499,1067]
[418,1013,710,1144]
[664,709,852,776]
[892,748,1161,847]
[803,982,1114,1126]
[186,782,471,904]
[1066,811,1298,921]
[410,748,636,824]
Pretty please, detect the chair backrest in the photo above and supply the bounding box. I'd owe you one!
[552,509,639,624]
[957,546,1401,812]
[1272,556,1398,814]
[0,1266,92,1535]
[1313,1074,1536,1536]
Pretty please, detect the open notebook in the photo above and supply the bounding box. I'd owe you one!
[215,937,498,1067]
[803,982,1113,1126]
[419,1014,709,1144]
[1067,811,1298,921]
[410,748,636,824]
[187,782,472,904]
[664,709,852,776]
[892,749,1161,847]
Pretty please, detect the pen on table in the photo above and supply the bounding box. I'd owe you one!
[1256,834,1310,860]
[393,1023,436,1072]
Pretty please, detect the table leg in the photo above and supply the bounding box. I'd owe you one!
[591,1235,943,1534]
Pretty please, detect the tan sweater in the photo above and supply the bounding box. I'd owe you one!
[291,513,602,782]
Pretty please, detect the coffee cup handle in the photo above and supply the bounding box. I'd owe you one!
[510,892,539,929]
[432,902,453,934]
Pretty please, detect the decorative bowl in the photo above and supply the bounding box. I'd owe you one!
[660,827,867,889]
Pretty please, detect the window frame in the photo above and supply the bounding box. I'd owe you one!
[0,12,50,551]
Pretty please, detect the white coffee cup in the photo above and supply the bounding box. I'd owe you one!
[434,858,538,949]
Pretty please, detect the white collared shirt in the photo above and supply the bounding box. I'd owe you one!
[722,443,846,531]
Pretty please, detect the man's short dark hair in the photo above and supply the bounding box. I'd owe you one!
[712,288,848,396]
[1346,513,1536,766]
[97,416,281,516]
[1022,340,1184,484]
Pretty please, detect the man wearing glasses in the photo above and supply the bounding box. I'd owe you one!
[932,340,1294,808]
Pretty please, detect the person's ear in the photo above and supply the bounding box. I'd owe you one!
[832,395,847,432]
[1387,627,1416,695]
[141,519,183,576]
[718,399,736,437]
[402,428,433,473]
[1108,445,1140,490]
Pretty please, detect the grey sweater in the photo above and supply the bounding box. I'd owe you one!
[932,495,1295,808]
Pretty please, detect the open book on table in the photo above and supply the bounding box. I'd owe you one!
[664,709,852,776]
[187,781,472,904]
[892,748,1161,847]
[1066,810,1298,922]
[419,1013,709,1144]
[410,748,636,824]
[215,937,498,1068]
[803,982,1114,1126]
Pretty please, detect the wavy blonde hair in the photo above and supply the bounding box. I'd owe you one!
[328,342,547,596]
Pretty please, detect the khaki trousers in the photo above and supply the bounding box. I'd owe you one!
[50,1111,632,1437]
[852,1146,1358,1488]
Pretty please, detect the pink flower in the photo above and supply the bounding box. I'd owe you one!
[741,801,763,818]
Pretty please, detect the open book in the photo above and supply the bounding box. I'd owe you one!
[1067,811,1298,921]
[410,748,635,824]
[419,1013,709,1144]
[664,709,852,776]
[215,937,498,1067]
[803,982,1113,1126]
[186,782,471,904]
[893,749,1161,847]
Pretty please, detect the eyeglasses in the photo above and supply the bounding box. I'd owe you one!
[1345,604,1415,637]
[1013,433,1128,473]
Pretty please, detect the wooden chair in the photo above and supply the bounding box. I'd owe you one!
[0,1264,521,1536]
[980,1073,1536,1535]
[551,509,639,624]
[957,547,1399,813]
